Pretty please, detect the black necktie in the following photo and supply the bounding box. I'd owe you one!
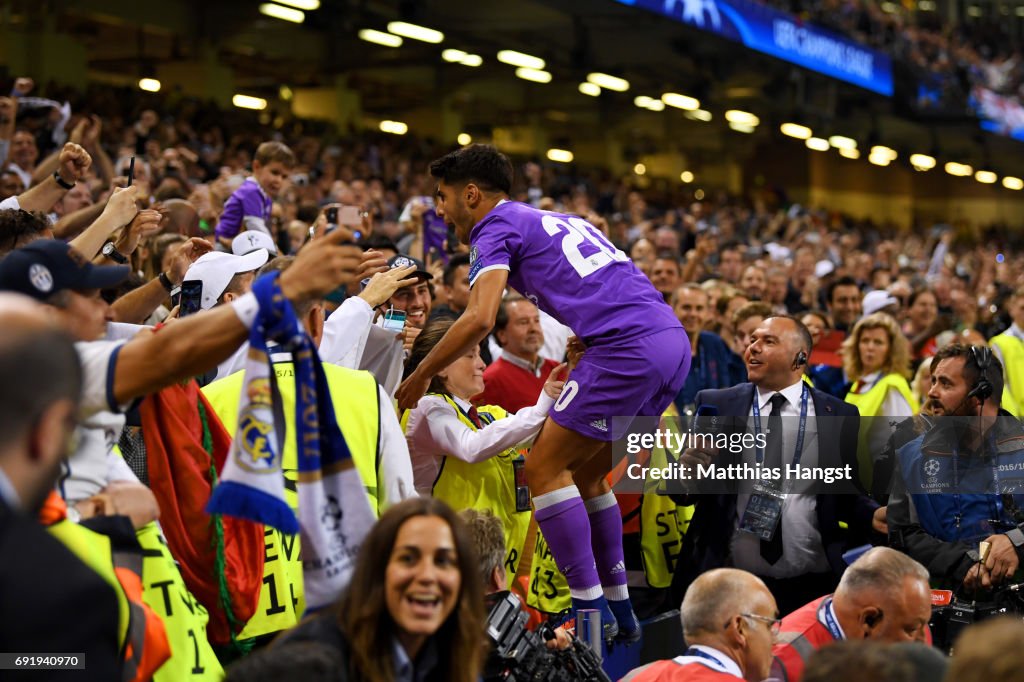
[760,393,787,565]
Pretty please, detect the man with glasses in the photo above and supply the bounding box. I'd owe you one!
[622,568,779,681]
[771,547,931,682]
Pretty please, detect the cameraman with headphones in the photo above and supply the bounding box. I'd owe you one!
[889,344,1024,590]
[671,316,881,616]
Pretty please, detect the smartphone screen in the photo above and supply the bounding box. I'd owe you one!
[382,309,407,333]
[179,280,203,317]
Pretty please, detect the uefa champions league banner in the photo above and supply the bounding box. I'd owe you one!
[616,0,894,96]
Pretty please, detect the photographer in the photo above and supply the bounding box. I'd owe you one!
[888,344,1024,590]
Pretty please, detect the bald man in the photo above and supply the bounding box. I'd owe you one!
[623,569,779,681]
[160,198,203,239]
[771,547,932,682]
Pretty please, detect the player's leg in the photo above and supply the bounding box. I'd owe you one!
[572,442,643,641]
[525,419,617,635]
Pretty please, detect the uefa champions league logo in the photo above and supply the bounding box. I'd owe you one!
[665,0,721,30]
[923,459,941,477]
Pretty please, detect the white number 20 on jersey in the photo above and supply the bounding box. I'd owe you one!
[541,215,628,278]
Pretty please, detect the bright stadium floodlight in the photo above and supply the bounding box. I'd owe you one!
[457,133,472,145]
[685,109,712,121]
[579,82,601,96]
[1003,176,1023,190]
[634,95,653,108]
[497,50,545,70]
[662,92,699,110]
[546,148,573,163]
[442,49,467,62]
[138,78,161,92]
[910,154,936,171]
[387,21,444,43]
[646,100,665,111]
[516,68,551,83]
[260,3,304,23]
[805,137,829,152]
[275,0,319,9]
[725,110,759,127]
[828,135,857,150]
[839,148,860,159]
[680,171,694,183]
[379,120,408,135]
[233,94,268,110]
[460,54,483,67]
[359,29,403,47]
[945,162,973,177]
[975,170,997,184]
[634,163,646,175]
[870,145,897,161]
[587,73,629,92]
[729,122,755,133]
[781,122,812,139]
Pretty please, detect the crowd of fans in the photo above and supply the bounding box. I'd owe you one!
[3,74,1024,682]
[767,0,1024,116]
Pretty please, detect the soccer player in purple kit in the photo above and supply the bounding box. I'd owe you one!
[397,145,691,642]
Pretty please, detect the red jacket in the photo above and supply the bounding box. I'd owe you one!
[623,650,744,681]
[771,596,838,682]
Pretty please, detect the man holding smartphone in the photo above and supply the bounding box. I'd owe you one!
[398,144,691,643]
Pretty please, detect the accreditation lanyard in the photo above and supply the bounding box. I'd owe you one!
[818,597,845,641]
[951,430,1003,535]
[683,648,731,672]
[752,383,810,467]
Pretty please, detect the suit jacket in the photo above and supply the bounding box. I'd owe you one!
[0,496,122,681]
[670,382,878,604]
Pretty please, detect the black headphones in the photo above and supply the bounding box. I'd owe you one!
[792,350,808,370]
[966,345,994,402]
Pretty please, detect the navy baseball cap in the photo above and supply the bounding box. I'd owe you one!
[387,254,433,280]
[0,239,130,301]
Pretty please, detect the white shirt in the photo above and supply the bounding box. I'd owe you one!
[0,195,20,211]
[670,645,742,678]
[731,379,831,579]
[500,349,547,376]
[404,392,553,494]
[6,163,31,190]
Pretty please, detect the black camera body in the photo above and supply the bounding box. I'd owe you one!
[484,592,610,682]
[931,583,1024,653]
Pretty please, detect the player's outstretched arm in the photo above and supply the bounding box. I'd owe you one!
[396,268,507,410]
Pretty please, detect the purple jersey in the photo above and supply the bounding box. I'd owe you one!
[216,178,273,240]
[469,201,680,343]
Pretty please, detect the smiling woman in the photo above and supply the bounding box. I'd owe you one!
[273,497,485,682]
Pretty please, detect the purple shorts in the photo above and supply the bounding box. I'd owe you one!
[548,326,691,441]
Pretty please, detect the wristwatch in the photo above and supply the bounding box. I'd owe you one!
[53,170,75,190]
[101,241,128,264]
[1007,527,1024,549]
[158,271,175,293]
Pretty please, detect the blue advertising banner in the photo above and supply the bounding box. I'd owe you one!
[616,0,893,96]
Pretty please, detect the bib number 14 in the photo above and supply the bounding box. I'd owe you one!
[541,215,628,278]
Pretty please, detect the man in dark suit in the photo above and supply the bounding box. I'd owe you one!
[0,294,122,680]
[670,315,882,616]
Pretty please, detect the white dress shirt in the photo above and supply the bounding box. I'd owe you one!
[731,379,830,579]
[404,392,553,494]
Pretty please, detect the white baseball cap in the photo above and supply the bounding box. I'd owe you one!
[183,249,270,310]
[862,289,901,317]
[232,231,278,256]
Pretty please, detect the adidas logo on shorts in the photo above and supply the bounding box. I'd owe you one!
[589,419,608,432]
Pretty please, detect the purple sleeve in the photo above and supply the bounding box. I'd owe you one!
[216,191,245,239]
[469,215,521,287]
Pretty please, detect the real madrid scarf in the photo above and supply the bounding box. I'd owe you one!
[207,271,374,610]
[207,272,303,533]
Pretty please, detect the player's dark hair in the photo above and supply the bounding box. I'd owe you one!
[429,144,513,195]
[827,276,860,305]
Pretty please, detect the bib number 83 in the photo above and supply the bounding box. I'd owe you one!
[542,215,628,278]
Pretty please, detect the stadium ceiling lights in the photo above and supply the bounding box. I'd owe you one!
[870,145,898,161]
[780,123,812,139]
[259,3,304,23]
[685,109,713,122]
[457,133,472,145]
[805,137,829,152]
[379,120,409,135]
[274,0,319,8]
[359,29,402,47]
[587,73,630,92]
[443,49,482,65]
[516,68,552,83]
[578,82,601,97]
[725,110,759,127]
[662,92,700,110]
[232,94,268,110]
[547,149,574,163]
[867,152,892,166]
[828,135,857,150]
[387,21,444,44]
[975,170,998,184]
[728,122,756,133]
[839,148,860,159]
[1003,176,1024,190]
[945,162,973,177]
[680,171,695,183]
[138,78,161,92]
[634,96,665,111]
[909,154,936,171]
[497,50,545,70]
